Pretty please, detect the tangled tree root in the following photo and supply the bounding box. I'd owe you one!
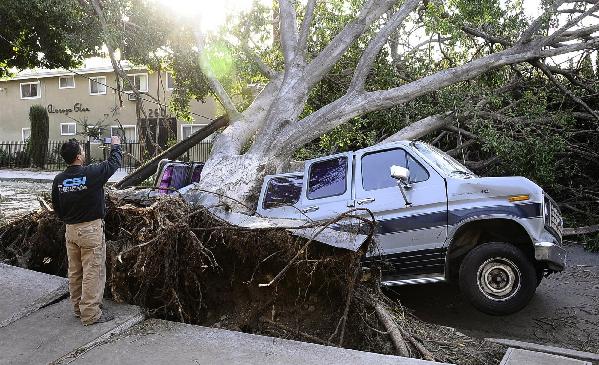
[0,194,505,365]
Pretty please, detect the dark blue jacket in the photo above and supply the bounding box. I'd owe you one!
[52,145,122,224]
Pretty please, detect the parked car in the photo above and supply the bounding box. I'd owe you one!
[254,141,565,315]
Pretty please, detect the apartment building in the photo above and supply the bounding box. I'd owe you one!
[0,59,216,144]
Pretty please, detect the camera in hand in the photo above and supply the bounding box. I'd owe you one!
[103,137,112,144]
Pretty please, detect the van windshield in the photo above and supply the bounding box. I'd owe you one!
[412,142,476,178]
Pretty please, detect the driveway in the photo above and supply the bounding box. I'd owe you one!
[392,243,599,355]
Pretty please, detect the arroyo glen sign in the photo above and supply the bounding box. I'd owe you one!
[46,102,91,115]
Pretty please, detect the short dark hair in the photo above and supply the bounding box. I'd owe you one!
[60,139,81,164]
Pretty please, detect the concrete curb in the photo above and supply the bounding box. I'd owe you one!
[488,338,599,362]
[500,348,591,365]
[50,311,146,365]
[0,281,69,328]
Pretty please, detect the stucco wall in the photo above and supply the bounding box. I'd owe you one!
[0,70,216,142]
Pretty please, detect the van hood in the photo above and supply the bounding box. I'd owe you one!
[446,176,544,204]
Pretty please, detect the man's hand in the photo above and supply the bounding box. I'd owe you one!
[111,136,121,145]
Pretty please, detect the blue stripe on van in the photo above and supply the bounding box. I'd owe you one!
[375,202,541,235]
[378,211,446,235]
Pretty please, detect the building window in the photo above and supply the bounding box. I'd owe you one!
[125,73,148,93]
[60,123,77,136]
[59,75,75,89]
[166,72,174,90]
[181,124,206,140]
[20,81,41,99]
[110,125,137,143]
[22,128,31,141]
[89,76,107,95]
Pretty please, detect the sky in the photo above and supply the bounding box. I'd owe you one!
[152,0,269,32]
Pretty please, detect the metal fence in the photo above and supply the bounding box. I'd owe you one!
[0,140,212,172]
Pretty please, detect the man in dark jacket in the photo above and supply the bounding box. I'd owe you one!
[52,137,121,325]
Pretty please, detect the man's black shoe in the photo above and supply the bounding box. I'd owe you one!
[85,311,115,325]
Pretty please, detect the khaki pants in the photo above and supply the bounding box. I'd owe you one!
[65,219,106,325]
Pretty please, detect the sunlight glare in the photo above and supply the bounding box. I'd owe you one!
[153,0,264,32]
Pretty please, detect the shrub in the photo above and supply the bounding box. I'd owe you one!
[29,105,49,168]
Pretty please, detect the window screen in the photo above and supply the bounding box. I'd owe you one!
[126,74,148,92]
[263,175,302,209]
[166,72,175,90]
[20,82,40,98]
[361,148,428,191]
[59,76,75,88]
[60,123,76,136]
[90,77,106,94]
[308,157,348,200]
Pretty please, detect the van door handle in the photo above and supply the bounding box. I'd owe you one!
[356,197,375,205]
[301,206,319,213]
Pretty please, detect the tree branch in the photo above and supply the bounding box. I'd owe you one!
[563,224,599,236]
[349,0,420,91]
[540,2,599,47]
[193,29,240,118]
[304,0,397,86]
[364,39,599,112]
[517,0,565,45]
[240,42,277,79]
[279,0,299,67]
[462,26,511,47]
[279,38,599,155]
[297,0,317,61]
[379,112,454,143]
[533,60,599,122]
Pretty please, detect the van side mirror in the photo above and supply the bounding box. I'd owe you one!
[390,165,410,183]
[390,165,412,207]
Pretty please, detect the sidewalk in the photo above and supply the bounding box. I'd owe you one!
[0,168,129,183]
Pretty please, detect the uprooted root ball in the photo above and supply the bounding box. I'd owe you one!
[0,194,504,365]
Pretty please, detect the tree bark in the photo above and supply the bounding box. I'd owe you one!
[563,225,599,237]
[379,113,454,144]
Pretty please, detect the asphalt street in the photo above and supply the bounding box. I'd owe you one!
[392,243,599,355]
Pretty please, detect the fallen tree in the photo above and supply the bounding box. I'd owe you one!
[0,194,505,364]
[78,0,599,211]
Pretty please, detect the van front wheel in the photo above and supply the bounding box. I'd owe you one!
[459,242,537,315]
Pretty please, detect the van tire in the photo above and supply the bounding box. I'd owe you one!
[459,242,537,315]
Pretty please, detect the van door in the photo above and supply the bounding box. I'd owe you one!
[353,146,447,256]
[298,153,354,222]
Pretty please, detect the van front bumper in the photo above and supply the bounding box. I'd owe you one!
[534,241,566,271]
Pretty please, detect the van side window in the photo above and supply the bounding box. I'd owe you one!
[308,157,348,199]
[361,148,429,191]
[406,154,429,183]
[263,175,303,209]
